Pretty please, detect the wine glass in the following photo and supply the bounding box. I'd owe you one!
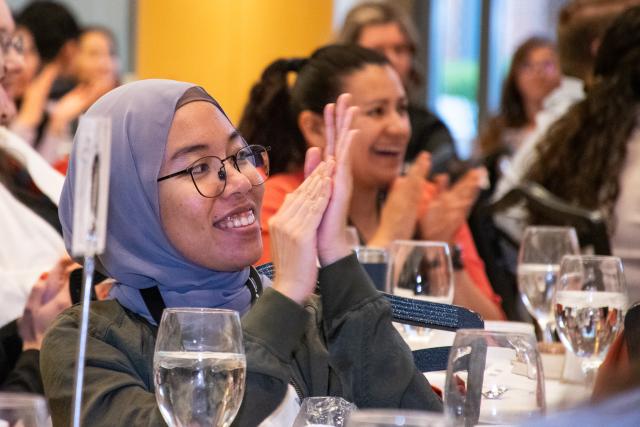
[387,240,453,304]
[153,308,246,427]
[444,329,545,426]
[0,393,50,427]
[346,409,449,426]
[517,226,579,342]
[554,255,628,384]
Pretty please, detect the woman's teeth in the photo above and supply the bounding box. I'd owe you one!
[217,210,255,229]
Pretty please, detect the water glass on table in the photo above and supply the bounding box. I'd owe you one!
[387,240,453,304]
[153,308,246,427]
[354,246,388,292]
[553,255,628,385]
[517,226,580,343]
[0,393,50,427]
[346,409,449,426]
[444,329,545,426]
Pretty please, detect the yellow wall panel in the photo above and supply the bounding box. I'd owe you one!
[136,0,334,123]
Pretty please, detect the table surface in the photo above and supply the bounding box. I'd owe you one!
[398,325,593,413]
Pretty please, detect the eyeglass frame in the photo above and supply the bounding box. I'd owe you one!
[156,144,270,198]
[0,32,24,55]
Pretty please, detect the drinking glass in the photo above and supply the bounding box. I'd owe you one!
[354,246,388,292]
[387,240,453,304]
[154,308,246,427]
[517,226,579,342]
[444,329,545,426]
[346,409,449,426]
[554,255,628,384]
[0,393,50,427]
[292,396,356,427]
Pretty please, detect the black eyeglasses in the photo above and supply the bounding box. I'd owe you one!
[0,33,23,55]
[157,145,270,198]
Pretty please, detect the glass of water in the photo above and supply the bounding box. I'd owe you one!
[154,308,246,427]
[387,240,453,304]
[444,329,545,426]
[0,393,50,427]
[517,226,579,342]
[554,255,627,383]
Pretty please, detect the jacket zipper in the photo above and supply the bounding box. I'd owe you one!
[289,376,304,401]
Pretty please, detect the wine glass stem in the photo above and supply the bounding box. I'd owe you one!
[581,358,602,388]
[538,320,555,343]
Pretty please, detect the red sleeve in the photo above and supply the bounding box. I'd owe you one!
[256,173,303,265]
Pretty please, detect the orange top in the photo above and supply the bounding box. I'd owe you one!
[259,171,501,305]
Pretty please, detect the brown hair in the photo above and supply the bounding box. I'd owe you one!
[526,5,640,230]
[478,37,555,157]
[557,0,640,80]
[336,1,422,87]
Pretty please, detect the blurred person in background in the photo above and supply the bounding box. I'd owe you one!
[525,5,640,304]
[476,37,560,193]
[0,0,72,395]
[337,0,460,176]
[240,44,504,320]
[494,0,640,210]
[6,1,84,165]
[48,26,120,173]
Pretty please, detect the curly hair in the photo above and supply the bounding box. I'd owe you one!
[478,36,555,157]
[525,5,640,230]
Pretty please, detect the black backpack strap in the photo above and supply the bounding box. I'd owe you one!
[140,286,166,325]
[247,266,263,303]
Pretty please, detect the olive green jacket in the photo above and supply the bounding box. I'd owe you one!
[41,254,442,426]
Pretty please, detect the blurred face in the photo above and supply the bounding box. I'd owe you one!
[4,27,38,99]
[515,46,561,106]
[158,101,264,271]
[357,22,413,85]
[74,30,118,84]
[341,64,410,189]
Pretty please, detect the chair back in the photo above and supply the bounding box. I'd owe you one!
[490,181,611,255]
[384,293,484,372]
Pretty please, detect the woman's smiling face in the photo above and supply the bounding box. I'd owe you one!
[157,101,264,271]
[341,64,411,189]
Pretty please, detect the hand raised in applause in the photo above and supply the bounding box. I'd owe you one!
[19,257,76,351]
[418,167,487,244]
[368,151,431,248]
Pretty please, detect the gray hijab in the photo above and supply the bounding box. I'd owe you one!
[58,79,251,324]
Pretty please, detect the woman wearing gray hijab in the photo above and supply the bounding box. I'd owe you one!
[40,79,442,426]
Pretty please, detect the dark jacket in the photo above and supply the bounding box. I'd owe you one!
[0,319,43,394]
[40,254,442,426]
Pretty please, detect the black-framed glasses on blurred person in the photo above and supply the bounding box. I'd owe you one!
[0,33,23,55]
[157,144,270,198]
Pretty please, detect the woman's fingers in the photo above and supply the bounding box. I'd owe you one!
[323,103,336,158]
[406,151,432,179]
[335,93,350,135]
[304,147,323,178]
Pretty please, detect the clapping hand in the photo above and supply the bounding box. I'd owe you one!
[19,257,76,351]
[419,167,487,244]
[269,94,357,304]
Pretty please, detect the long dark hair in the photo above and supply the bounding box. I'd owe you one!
[526,6,640,228]
[478,37,555,157]
[238,44,388,175]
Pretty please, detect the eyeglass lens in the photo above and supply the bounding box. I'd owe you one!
[191,145,269,197]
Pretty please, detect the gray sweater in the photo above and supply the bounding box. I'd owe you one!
[41,254,442,426]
